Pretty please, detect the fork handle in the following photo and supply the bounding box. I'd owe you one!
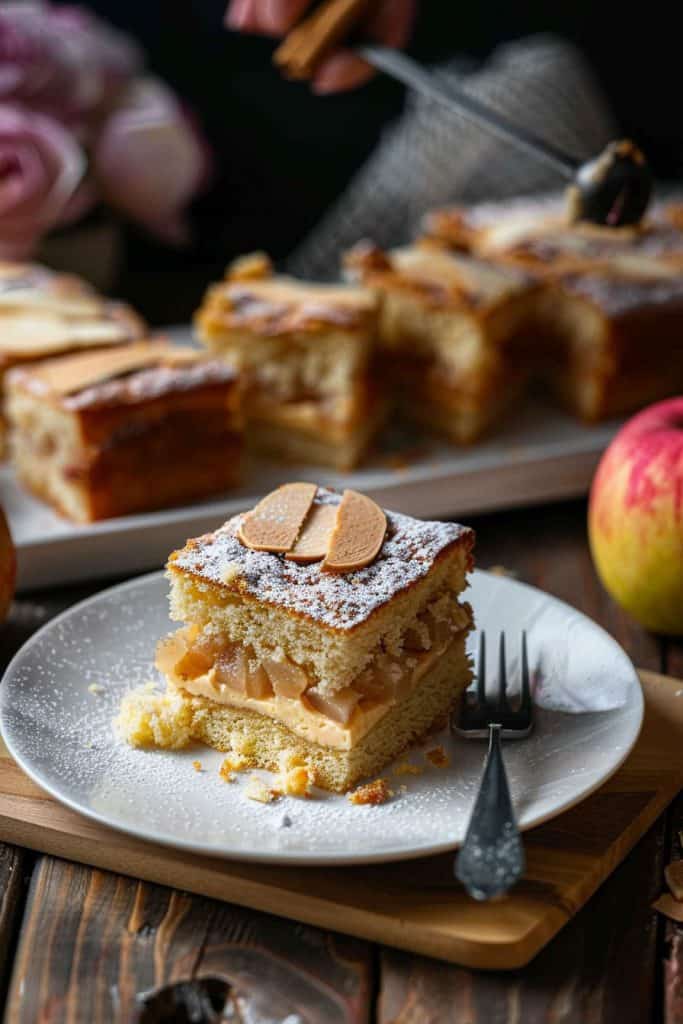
[455,724,525,900]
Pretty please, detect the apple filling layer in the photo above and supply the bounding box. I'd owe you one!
[156,604,471,750]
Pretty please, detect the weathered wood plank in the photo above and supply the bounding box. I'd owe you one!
[0,845,27,1010]
[4,857,372,1024]
[662,793,683,1024]
[376,500,667,1022]
[379,815,666,1023]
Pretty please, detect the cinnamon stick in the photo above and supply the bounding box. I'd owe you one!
[274,0,373,81]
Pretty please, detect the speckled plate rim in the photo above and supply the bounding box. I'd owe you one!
[0,570,644,866]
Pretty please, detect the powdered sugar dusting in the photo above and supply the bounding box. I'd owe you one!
[0,570,642,866]
[171,488,473,630]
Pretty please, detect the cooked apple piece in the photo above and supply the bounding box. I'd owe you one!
[245,660,274,699]
[306,685,362,724]
[263,658,309,698]
[214,645,249,694]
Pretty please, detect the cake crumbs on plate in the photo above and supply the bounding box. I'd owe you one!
[245,775,279,803]
[348,778,393,806]
[393,761,423,777]
[219,755,247,783]
[88,683,105,695]
[425,745,450,768]
[192,760,202,773]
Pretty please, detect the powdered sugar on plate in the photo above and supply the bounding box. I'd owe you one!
[0,569,642,865]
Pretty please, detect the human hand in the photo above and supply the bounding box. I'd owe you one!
[225,0,417,93]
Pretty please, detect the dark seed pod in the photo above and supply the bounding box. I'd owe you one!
[566,140,652,227]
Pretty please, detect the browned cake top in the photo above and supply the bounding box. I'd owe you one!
[347,241,535,312]
[558,270,683,317]
[8,339,239,410]
[170,488,474,632]
[197,255,377,339]
[0,261,144,363]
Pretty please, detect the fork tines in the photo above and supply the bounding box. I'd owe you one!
[454,631,533,738]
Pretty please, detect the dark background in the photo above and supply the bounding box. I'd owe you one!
[85,1,682,324]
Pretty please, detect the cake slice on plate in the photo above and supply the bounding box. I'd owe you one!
[147,484,474,793]
[195,253,384,469]
[6,339,242,521]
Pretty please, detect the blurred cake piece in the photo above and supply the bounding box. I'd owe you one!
[346,241,540,443]
[6,340,242,522]
[424,195,683,420]
[195,254,383,469]
[150,484,474,792]
[0,261,144,456]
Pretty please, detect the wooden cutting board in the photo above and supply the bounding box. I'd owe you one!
[0,669,681,970]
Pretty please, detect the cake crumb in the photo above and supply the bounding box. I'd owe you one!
[115,688,193,749]
[88,683,105,695]
[280,765,312,798]
[219,755,246,783]
[393,761,423,777]
[399,784,408,794]
[275,749,312,798]
[192,760,202,773]
[348,778,393,806]
[426,745,450,768]
[246,775,278,803]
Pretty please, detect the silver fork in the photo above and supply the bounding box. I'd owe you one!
[453,632,533,900]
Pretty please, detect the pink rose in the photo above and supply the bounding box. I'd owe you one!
[93,78,210,245]
[0,104,88,259]
[0,3,141,121]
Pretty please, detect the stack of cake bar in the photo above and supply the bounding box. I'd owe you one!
[150,484,474,792]
[196,194,683,451]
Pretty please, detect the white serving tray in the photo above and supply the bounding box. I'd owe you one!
[2,391,619,592]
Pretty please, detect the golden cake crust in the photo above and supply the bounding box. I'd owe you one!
[197,259,377,339]
[168,487,474,634]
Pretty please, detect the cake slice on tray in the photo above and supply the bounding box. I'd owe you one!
[345,241,541,444]
[123,484,474,794]
[423,195,683,420]
[194,253,384,469]
[0,261,144,456]
[6,339,243,522]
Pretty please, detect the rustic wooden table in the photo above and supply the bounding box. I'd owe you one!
[0,497,681,1024]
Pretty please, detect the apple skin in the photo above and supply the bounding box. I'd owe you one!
[0,506,15,623]
[588,396,683,635]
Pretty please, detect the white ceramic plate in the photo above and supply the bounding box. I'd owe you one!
[0,569,643,866]
[2,326,623,591]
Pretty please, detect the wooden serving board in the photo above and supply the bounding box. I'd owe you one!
[0,670,681,971]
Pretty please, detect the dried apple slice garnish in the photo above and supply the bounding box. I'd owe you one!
[285,502,337,564]
[321,489,386,573]
[237,482,317,553]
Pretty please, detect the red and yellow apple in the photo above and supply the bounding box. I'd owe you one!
[588,397,683,634]
[0,505,15,623]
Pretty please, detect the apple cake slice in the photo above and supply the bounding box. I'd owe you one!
[195,253,384,470]
[345,241,541,443]
[132,483,474,793]
[6,339,243,521]
[423,195,683,420]
[0,261,144,456]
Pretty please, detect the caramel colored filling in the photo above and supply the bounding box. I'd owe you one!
[156,606,469,751]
